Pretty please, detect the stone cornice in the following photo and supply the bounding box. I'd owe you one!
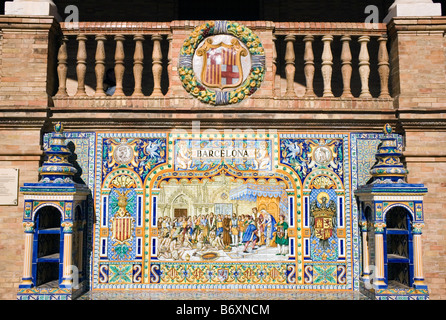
[387,16,446,35]
[0,15,59,32]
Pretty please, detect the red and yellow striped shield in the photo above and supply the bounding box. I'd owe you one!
[197,38,247,90]
[112,216,133,243]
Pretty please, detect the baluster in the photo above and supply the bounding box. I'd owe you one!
[272,34,279,96]
[303,35,315,97]
[75,34,87,96]
[94,35,107,96]
[358,36,372,98]
[151,34,163,97]
[132,34,145,97]
[378,36,391,99]
[284,35,296,97]
[165,34,173,96]
[340,35,353,98]
[56,36,68,97]
[321,35,334,97]
[114,34,125,96]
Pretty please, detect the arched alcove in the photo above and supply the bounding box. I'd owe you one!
[33,206,63,288]
[385,206,413,288]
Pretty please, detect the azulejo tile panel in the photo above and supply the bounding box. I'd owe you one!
[45,130,388,292]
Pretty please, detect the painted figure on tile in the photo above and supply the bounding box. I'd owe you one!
[262,209,277,247]
[216,214,224,237]
[176,140,192,170]
[200,214,209,242]
[114,144,133,165]
[186,216,194,237]
[231,213,239,246]
[314,146,332,165]
[208,212,217,234]
[209,230,225,250]
[192,215,201,242]
[253,141,270,170]
[275,214,289,255]
[237,215,244,245]
[158,232,186,261]
[222,214,232,247]
[179,232,193,250]
[175,217,185,238]
[242,215,259,253]
[257,213,265,246]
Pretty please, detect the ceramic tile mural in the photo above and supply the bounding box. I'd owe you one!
[44,130,392,292]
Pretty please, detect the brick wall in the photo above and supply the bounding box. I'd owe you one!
[405,130,446,299]
[0,17,52,300]
[0,154,41,300]
[392,18,446,299]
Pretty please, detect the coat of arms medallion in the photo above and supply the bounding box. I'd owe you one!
[179,20,266,105]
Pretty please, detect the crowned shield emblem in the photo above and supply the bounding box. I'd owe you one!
[196,37,248,90]
[310,192,337,249]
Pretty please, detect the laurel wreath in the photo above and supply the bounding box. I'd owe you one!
[178,21,266,105]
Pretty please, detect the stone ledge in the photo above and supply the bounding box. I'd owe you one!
[0,15,58,30]
[51,96,395,111]
[388,16,446,34]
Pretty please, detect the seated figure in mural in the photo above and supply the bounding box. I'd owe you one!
[275,214,289,256]
[159,232,190,261]
[242,215,259,253]
[158,231,172,258]
[195,232,205,251]
[178,232,193,250]
[208,230,225,250]
[169,234,187,260]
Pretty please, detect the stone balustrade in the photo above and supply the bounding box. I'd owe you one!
[272,22,391,100]
[51,21,392,110]
[55,22,170,100]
